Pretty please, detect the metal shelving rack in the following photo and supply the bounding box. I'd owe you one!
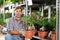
[56,0,60,40]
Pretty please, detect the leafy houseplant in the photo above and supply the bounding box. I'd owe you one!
[23,16,36,39]
[38,17,49,39]
[23,16,36,30]
[49,18,56,40]
[39,17,48,31]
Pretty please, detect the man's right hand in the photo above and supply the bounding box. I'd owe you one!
[9,30,21,35]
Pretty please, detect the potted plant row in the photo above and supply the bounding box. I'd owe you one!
[38,17,56,40]
[23,15,56,40]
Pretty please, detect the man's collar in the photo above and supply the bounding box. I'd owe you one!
[13,16,23,23]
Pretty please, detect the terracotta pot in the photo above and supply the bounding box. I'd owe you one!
[51,33,56,40]
[24,30,36,39]
[38,31,48,39]
[32,30,37,35]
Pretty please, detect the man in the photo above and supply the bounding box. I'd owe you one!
[5,6,27,40]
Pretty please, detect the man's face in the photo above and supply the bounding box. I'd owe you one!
[15,9,22,18]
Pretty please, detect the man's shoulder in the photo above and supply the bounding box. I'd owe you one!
[9,17,15,20]
[9,17,15,21]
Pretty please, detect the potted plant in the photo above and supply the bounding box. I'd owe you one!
[0,20,6,33]
[49,18,56,40]
[38,17,49,39]
[51,30,56,40]
[23,16,36,39]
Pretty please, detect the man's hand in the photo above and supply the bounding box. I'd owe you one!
[9,30,21,35]
[18,31,21,34]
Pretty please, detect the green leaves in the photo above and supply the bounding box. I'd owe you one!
[34,19,41,26]
[5,0,11,4]
[0,13,12,19]
[0,13,12,25]
[11,0,21,3]
[49,18,56,28]
[23,16,35,26]
[0,18,6,25]
[39,17,48,27]
[5,13,12,19]
[0,0,3,6]
[32,11,40,19]
[23,16,29,22]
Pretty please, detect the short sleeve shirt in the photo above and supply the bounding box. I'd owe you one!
[7,16,27,38]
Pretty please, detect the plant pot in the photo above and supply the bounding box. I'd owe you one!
[38,31,48,39]
[24,30,36,39]
[51,31,56,40]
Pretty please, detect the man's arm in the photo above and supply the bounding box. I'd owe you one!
[7,18,21,35]
[9,30,21,35]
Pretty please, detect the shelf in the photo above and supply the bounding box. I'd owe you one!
[32,36,48,40]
